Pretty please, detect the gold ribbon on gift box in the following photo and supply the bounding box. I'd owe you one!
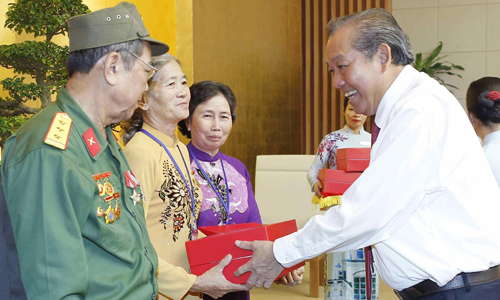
[312,195,342,210]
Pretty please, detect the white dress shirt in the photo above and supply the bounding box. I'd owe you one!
[483,131,500,187]
[307,125,371,188]
[274,66,500,290]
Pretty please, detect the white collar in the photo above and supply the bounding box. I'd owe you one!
[375,65,420,129]
[483,131,500,146]
[340,125,367,135]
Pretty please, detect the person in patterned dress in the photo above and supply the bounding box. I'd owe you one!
[308,99,371,198]
[123,54,247,300]
[307,99,378,300]
[178,81,305,300]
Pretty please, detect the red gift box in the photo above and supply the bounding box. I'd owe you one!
[198,223,261,236]
[318,169,362,196]
[337,148,371,172]
[186,220,305,284]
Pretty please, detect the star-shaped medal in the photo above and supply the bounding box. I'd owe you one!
[130,190,142,206]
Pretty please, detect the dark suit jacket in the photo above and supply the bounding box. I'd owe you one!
[0,174,27,299]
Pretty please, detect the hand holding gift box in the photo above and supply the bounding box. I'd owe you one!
[185,220,305,285]
[189,253,249,298]
[234,240,285,289]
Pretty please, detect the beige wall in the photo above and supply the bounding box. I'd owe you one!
[392,0,500,108]
[192,0,303,184]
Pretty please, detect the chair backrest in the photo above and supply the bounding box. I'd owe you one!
[254,155,324,228]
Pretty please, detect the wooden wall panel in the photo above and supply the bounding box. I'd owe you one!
[302,0,391,154]
[192,0,303,184]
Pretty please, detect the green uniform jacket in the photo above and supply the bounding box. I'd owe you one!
[1,88,159,300]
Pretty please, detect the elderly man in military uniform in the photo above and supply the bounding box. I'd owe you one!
[1,2,168,299]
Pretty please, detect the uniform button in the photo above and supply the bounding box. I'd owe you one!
[144,246,148,253]
[152,293,155,299]
[132,212,137,218]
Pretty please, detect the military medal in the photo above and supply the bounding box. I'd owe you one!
[104,181,114,196]
[125,170,139,188]
[125,170,144,205]
[104,203,116,224]
[93,171,120,224]
[130,190,142,206]
[93,172,111,197]
[139,186,145,204]
[102,194,120,224]
[97,182,105,196]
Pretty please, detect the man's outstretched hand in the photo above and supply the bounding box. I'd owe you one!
[234,240,284,289]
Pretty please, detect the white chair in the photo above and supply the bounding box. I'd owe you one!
[254,155,325,297]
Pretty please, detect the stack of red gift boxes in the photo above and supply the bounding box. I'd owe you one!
[318,148,371,197]
[185,220,305,284]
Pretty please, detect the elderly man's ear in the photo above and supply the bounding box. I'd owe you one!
[103,51,122,86]
[139,94,149,110]
[377,43,391,72]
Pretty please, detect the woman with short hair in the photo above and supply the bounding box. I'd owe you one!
[122,54,246,300]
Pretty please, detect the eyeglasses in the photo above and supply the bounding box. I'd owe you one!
[124,50,158,80]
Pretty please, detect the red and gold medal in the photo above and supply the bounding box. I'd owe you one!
[104,181,114,196]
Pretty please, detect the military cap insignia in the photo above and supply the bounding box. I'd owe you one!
[44,112,73,150]
[83,127,101,157]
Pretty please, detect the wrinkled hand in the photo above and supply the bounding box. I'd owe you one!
[190,254,249,299]
[234,240,284,290]
[277,266,305,287]
[314,181,323,198]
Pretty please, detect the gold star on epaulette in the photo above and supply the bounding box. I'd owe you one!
[44,112,73,150]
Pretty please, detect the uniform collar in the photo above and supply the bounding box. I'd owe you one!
[483,131,500,146]
[56,87,111,160]
[187,142,222,162]
[141,122,179,148]
[375,65,419,129]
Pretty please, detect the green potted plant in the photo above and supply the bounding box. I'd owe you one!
[0,0,89,147]
[413,42,464,90]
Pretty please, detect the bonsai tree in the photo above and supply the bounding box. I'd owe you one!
[413,42,465,90]
[0,0,89,147]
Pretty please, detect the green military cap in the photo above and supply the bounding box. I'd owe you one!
[68,1,169,56]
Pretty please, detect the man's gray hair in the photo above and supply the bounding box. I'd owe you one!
[67,39,144,77]
[326,8,414,66]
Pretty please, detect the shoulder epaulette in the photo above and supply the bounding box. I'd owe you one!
[44,112,73,150]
